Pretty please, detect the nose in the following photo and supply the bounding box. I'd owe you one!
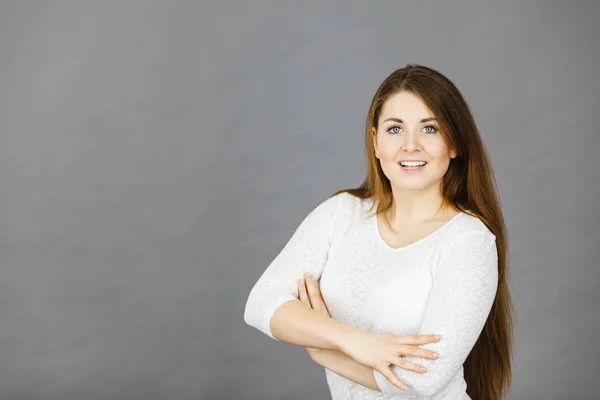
[401,130,421,152]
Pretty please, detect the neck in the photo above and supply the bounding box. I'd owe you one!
[388,182,452,223]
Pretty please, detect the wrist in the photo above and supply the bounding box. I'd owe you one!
[333,325,364,354]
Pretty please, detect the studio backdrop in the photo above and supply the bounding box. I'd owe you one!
[0,1,598,399]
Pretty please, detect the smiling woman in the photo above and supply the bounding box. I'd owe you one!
[244,64,513,400]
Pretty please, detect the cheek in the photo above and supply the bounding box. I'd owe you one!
[427,140,452,160]
[379,148,396,160]
[376,137,399,159]
[428,145,453,175]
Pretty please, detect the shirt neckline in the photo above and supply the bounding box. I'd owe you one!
[372,210,465,252]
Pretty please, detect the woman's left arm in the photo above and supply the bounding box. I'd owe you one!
[372,231,499,397]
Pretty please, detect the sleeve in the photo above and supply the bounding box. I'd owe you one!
[373,231,498,397]
[243,193,344,341]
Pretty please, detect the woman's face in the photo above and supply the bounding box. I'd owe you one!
[372,91,457,193]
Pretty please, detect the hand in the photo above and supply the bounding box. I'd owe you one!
[338,329,441,390]
[295,272,332,359]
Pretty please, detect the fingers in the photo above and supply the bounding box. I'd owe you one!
[376,365,407,391]
[397,344,439,360]
[297,278,311,307]
[303,273,331,316]
[403,334,441,345]
[390,334,440,359]
[389,355,428,374]
[383,335,439,360]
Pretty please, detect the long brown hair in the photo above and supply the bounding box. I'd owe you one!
[332,64,513,399]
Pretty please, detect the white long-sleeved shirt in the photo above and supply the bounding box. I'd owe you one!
[244,192,498,399]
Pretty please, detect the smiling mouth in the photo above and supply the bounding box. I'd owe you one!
[397,161,427,173]
[398,161,428,167]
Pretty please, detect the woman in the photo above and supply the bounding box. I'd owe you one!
[244,64,513,399]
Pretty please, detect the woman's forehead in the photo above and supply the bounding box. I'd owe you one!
[380,91,435,120]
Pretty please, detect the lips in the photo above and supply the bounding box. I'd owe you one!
[398,161,428,167]
[398,161,427,173]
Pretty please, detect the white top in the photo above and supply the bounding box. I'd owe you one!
[244,192,498,400]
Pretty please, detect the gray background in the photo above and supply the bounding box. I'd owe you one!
[0,1,598,399]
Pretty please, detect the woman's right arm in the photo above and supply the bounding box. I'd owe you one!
[243,193,358,350]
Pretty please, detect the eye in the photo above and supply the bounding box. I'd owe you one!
[386,125,401,134]
[423,125,438,134]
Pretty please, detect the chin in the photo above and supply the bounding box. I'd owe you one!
[391,182,430,191]
[392,176,442,191]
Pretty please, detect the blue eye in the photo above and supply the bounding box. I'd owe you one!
[387,126,401,134]
[423,125,438,134]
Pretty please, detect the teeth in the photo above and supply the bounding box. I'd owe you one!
[400,161,427,167]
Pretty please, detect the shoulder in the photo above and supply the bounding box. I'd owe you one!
[312,191,367,239]
[432,213,499,279]
[315,191,366,216]
[301,191,363,228]
[438,211,497,259]
[446,211,496,242]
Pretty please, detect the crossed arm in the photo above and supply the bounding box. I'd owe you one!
[294,233,499,396]
[296,272,439,392]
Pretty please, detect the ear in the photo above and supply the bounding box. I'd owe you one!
[450,147,457,159]
[371,127,380,159]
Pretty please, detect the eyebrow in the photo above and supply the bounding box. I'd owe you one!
[382,117,438,123]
